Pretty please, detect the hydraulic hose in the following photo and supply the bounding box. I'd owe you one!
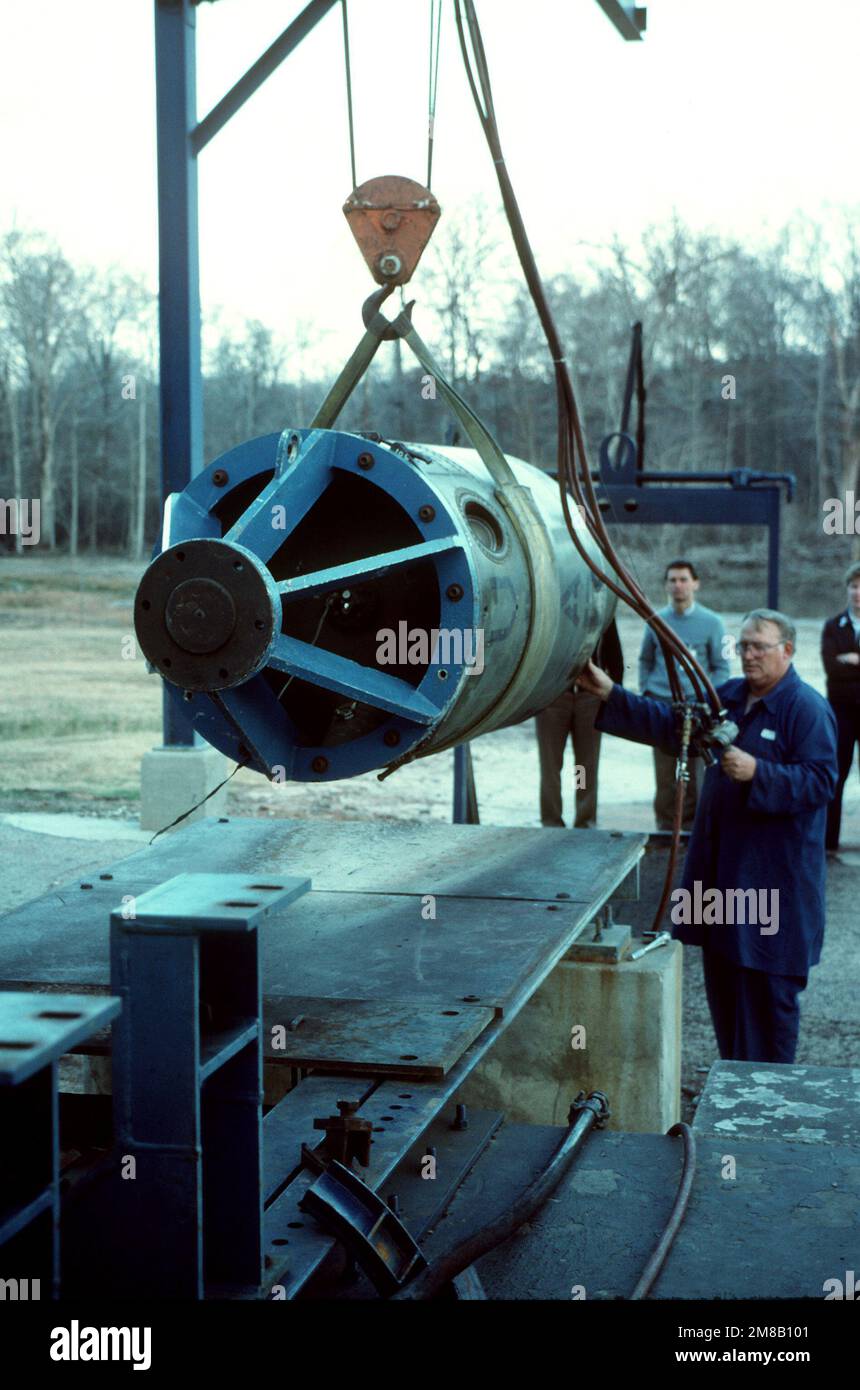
[395,1090,609,1300]
[453,0,729,932]
[453,0,720,717]
[630,1122,697,1299]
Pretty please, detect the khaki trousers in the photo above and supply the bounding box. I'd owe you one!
[535,689,602,828]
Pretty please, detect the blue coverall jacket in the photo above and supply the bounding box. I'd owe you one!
[596,666,838,975]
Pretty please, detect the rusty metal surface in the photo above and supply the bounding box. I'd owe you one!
[94,816,643,903]
[0,888,590,1016]
[263,1075,464,1296]
[263,1075,376,1204]
[0,816,643,1104]
[21,990,494,1086]
[262,995,494,1077]
[343,175,441,286]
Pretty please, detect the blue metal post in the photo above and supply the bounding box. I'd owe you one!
[766,490,780,608]
[155,0,202,745]
[191,0,339,154]
[155,0,203,502]
[109,872,309,1298]
[595,2,646,41]
[453,743,479,824]
[152,0,339,748]
[596,439,791,613]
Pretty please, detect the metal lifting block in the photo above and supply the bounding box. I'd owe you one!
[0,991,121,1298]
[343,175,441,287]
[109,872,309,1298]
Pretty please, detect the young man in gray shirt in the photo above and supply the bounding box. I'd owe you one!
[638,558,730,829]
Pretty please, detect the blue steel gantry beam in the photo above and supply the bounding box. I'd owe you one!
[153,0,339,745]
[595,1,647,41]
[595,433,795,609]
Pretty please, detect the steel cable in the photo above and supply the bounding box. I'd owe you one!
[340,0,357,189]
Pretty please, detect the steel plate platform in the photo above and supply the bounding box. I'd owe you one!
[0,816,644,1082]
[0,816,643,1298]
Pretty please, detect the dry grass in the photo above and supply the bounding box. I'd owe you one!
[0,557,160,800]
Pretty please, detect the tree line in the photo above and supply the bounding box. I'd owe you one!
[1,209,858,559]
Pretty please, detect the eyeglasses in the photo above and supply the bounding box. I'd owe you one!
[738,640,784,655]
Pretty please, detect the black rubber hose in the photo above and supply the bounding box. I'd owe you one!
[395,1091,609,1300]
[453,0,720,716]
[453,0,720,934]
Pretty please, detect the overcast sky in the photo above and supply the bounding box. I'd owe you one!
[3,0,858,370]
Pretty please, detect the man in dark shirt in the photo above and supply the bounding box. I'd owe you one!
[821,561,860,852]
[578,609,837,1064]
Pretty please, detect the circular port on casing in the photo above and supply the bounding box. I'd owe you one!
[463,500,504,554]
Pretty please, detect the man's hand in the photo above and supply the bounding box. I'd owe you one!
[575,661,614,702]
[836,652,860,666]
[721,746,757,782]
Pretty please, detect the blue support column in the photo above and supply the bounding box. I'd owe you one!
[152,0,338,749]
[453,743,479,824]
[155,0,202,745]
[766,490,781,608]
[155,0,203,501]
[109,872,309,1298]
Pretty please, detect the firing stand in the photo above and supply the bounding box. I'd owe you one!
[2,817,857,1300]
[0,816,646,1297]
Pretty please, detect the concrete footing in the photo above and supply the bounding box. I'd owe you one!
[139,745,230,833]
[455,941,682,1133]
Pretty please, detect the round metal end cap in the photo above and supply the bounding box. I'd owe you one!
[134,539,278,691]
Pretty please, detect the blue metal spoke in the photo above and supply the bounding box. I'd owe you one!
[224,431,335,563]
[268,637,442,724]
[277,536,463,601]
[210,675,299,776]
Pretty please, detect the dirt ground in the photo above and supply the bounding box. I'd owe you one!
[1,553,859,1122]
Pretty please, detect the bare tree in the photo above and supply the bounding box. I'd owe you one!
[0,231,82,547]
[209,319,285,440]
[0,351,24,552]
[75,266,153,554]
[822,230,860,555]
[424,198,507,388]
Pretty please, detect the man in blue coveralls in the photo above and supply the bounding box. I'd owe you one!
[578,609,838,1064]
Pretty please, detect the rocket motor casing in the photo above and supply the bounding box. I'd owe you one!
[134,427,615,781]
